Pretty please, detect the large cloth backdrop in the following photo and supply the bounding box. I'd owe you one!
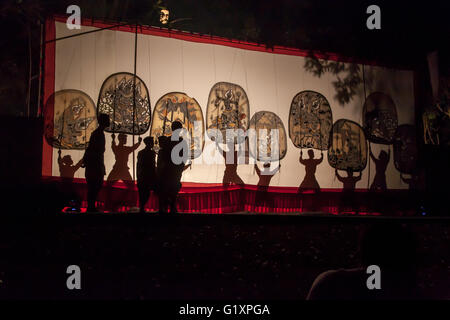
[41,16,417,213]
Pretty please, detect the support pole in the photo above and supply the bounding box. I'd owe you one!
[59,97,67,148]
[162,100,168,135]
[112,77,117,132]
[132,22,138,183]
[46,22,131,44]
[84,94,87,151]
[37,22,43,117]
[362,64,370,189]
[27,23,32,118]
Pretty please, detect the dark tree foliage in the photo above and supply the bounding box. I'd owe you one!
[1,0,449,116]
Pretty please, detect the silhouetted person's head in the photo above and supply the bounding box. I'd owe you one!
[346,167,354,177]
[158,135,169,148]
[308,149,314,159]
[263,162,270,168]
[171,121,183,132]
[359,222,417,271]
[62,155,73,166]
[379,150,389,161]
[118,133,127,145]
[98,113,110,129]
[144,136,154,148]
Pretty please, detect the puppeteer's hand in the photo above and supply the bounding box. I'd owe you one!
[138,137,142,143]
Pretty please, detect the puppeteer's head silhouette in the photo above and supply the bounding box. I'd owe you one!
[144,136,154,148]
[98,113,110,128]
[62,155,73,166]
[346,167,354,176]
[171,121,183,132]
[118,133,127,144]
[379,150,389,161]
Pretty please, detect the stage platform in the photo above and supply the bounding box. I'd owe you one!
[43,176,421,216]
[58,210,450,222]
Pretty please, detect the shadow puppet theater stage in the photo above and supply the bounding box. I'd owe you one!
[41,16,421,215]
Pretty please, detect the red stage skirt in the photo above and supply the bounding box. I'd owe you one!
[44,177,417,216]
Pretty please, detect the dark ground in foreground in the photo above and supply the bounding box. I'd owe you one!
[0,214,448,300]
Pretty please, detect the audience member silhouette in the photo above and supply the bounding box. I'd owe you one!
[137,137,157,213]
[156,121,189,213]
[307,222,420,300]
[298,149,323,192]
[217,139,244,186]
[369,146,390,191]
[254,162,281,210]
[82,113,110,212]
[336,168,362,213]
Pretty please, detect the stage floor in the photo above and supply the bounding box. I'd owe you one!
[41,176,421,215]
[59,209,449,221]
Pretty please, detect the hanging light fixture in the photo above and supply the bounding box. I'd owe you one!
[160,9,169,25]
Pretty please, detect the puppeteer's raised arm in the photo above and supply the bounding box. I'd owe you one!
[369,148,376,161]
[318,152,324,163]
[254,163,261,177]
[335,169,344,182]
[111,134,117,148]
[269,163,281,175]
[216,142,225,157]
[183,162,192,171]
[74,158,84,170]
[132,137,142,150]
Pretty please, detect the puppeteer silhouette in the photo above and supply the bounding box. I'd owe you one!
[137,137,157,213]
[82,113,110,212]
[298,149,323,191]
[217,139,244,186]
[254,162,281,209]
[336,168,362,213]
[369,146,390,191]
[156,121,189,213]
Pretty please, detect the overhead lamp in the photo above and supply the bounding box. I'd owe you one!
[160,9,169,25]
